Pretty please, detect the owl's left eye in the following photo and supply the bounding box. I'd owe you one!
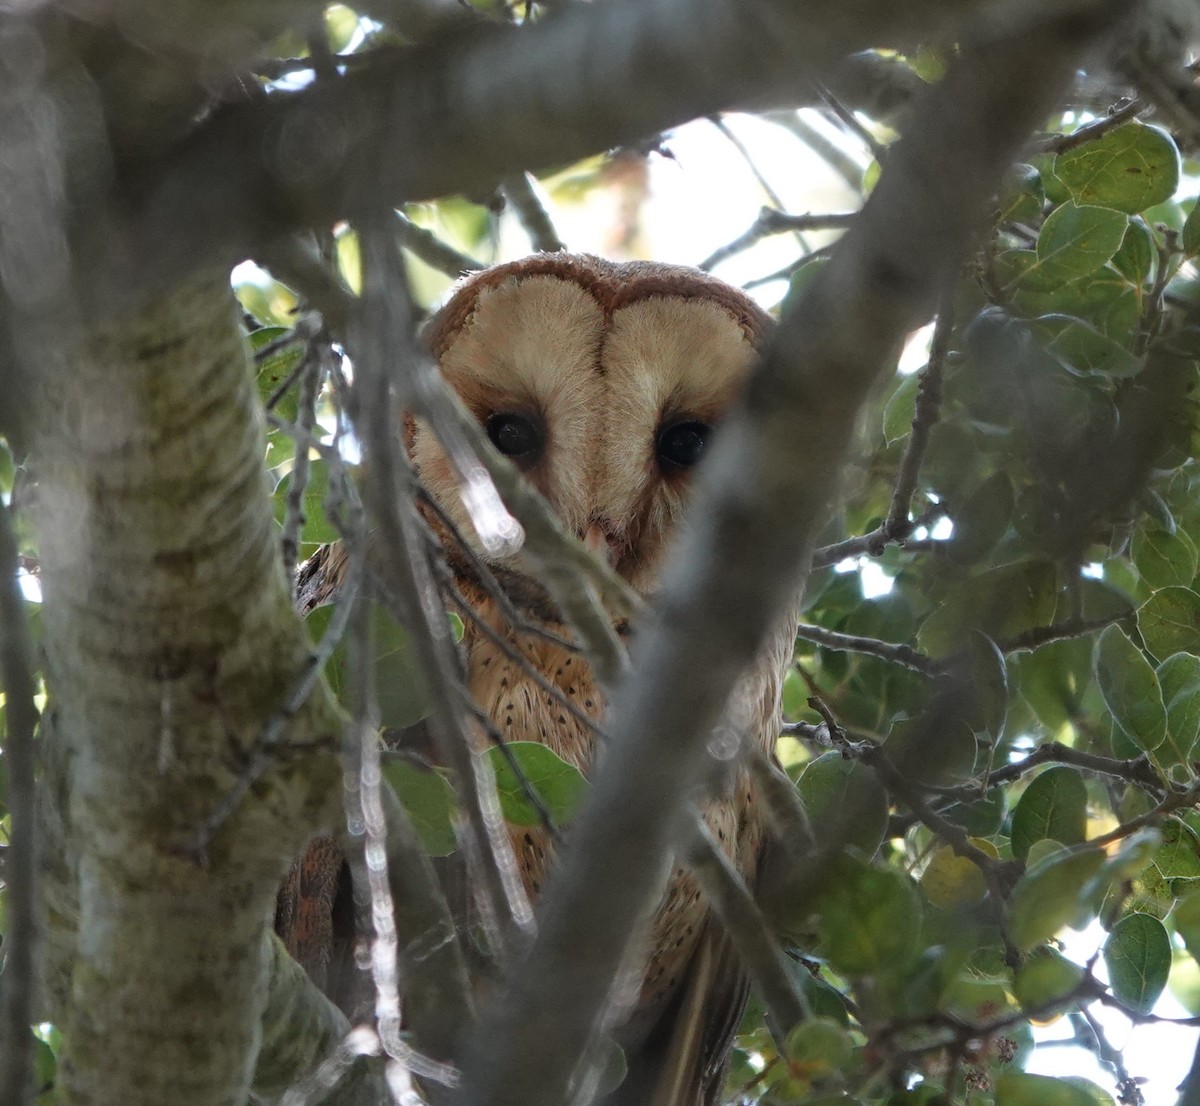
[486,411,545,465]
[656,420,712,472]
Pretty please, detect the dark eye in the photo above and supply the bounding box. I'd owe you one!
[656,420,712,472]
[486,411,544,465]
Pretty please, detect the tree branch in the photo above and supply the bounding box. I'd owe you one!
[352,215,535,959]
[251,932,388,1106]
[30,275,345,1106]
[87,0,1046,310]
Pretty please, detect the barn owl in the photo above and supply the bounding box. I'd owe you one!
[277,254,793,1106]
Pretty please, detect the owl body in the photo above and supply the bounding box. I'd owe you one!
[281,254,788,1104]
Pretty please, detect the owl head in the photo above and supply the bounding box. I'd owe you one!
[411,254,774,598]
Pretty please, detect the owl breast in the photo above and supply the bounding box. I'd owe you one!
[462,592,758,1015]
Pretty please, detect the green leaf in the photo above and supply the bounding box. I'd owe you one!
[1034,315,1139,378]
[484,741,589,827]
[794,967,853,1026]
[1012,268,1135,331]
[1014,947,1086,1012]
[885,717,977,787]
[1183,199,1200,257]
[997,1074,1104,1106]
[998,163,1045,225]
[273,461,339,556]
[942,976,1019,1024]
[305,601,432,729]
[237,276,299,329]
[797,752,890,854]
[781,667,809,719]
[1009,846,1105,951]
[1094,624,1166,751]
[253,327,306,467]
[1035,204,1128,284]
[381,757,458,856]
[781,257,829,313]
[963,632,1010,738]
[1139,587,1200,662]
[1061,1079,1116,1106]
[882,372,921,445]
[783,1017,854,1076]
[918,560,1058,656]
[1111,218,1154,285]
[325,3,362,52]
[1152,817,1200,880]
[941,787,1007,837]
[920,417,988,501]
[1103,912,1171,1013]
[817,856,921,975]
[1134,527,1198,589]
[1152,652,1200,772]
[31,1034,56,1094]
[1156,653,1200,770]
[920,841,992,909]
[1010,766,1088,861]
[1173,886,1200,963]
[0,439,13,497]
[1053,123,1181,214]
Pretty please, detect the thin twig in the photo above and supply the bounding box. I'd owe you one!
[1137,228,1177,355]
[440,573,605,740]
[1086,779,1200,851]
[1073,1006,1146,1106]
[281,342,326,580]
[814,81,888,162]
[253,312,318,370]
[258,238,355,338]
[996,610,1133,654]
[883,294,953,537]
[811,502,947,568]
[709,115,792,213]
[961,740,1163,795]
[747,747,815,851]
[1037,97,1145,153]
[699,208,857,271]
[341,583,459,1098]
[779,718,829,744]
[809,693,1021,921]
[766,109,866,193]
[684,814,810,1039]
[501,173,566,253]
[742,244,836,290]
[417,487,583,656]
[795,622,940,675]
[354,213,534,958]
[0,499,39,1106]
[395,211,485,279]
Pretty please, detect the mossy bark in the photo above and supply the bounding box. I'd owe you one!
[32,275,345,1106]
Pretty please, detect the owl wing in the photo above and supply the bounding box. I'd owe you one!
[608,915,750,1106]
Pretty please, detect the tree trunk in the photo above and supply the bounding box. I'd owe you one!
[32,275,344,1106]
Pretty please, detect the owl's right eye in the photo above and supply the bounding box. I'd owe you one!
[486,411,545,465]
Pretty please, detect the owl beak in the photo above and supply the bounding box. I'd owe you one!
[583,521,622,568]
